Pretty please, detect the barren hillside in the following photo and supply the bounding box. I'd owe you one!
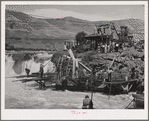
[5,10,144,50]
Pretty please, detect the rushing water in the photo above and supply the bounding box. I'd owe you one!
[5,51,134,109]
[5,52,56,77]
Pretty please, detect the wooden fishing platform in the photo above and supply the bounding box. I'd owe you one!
[16,72,57,89]
[21,77,53,89]
[99,79,140,94]
[14,72,56,78]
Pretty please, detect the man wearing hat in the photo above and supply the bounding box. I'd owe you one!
[25,68,30,77]
[39,63,46,78]
[82,95,93,109]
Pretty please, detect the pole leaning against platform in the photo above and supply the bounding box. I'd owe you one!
[67,49,76,79]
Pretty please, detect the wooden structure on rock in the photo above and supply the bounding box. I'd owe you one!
[83,23,134,52]
[54,48,141,94]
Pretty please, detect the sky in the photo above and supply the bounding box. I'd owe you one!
[6,5,144,21]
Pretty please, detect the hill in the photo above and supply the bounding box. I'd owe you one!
[5,10,144,50]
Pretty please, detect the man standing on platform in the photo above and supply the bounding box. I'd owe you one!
[108,68,113,82]
[25,68,30,77]
[39,63,46,78]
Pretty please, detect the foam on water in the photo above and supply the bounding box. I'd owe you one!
[5,55,16,76]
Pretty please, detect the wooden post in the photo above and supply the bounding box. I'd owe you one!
[59,58,61,84]
[91,91,93,100]
[108,84,112,100]
[109,57,116,69]
[90,91,94,109]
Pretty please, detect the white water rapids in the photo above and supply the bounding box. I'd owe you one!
[5,52,56,77]
[5,52,134,109]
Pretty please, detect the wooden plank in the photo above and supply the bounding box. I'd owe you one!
[32,72,57,76]
[103,80,136,85]
[79,62,92,72]
[15,75,37,78]
[21,77,53,83]
[15,72,57,78]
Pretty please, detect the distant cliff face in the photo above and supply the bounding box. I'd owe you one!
[5,10,144,50]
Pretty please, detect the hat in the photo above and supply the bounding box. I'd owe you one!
[85,95,89,98]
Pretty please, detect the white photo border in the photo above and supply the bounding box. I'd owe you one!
[1,1,148,120]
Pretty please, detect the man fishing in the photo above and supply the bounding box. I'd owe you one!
[39,60,51,78]
[39,61,49,77]
[39,63,45,78]
[25,68,30,77]
[82,94,93,109]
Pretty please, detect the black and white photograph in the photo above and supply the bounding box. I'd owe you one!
[1,1,148,120]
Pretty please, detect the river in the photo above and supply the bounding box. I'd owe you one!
[5,51,134,109]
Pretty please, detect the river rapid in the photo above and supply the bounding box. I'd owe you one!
[5,51,56,77]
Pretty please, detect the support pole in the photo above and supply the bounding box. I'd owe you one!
[90,91,94,109]
[78,62,91,72]
[108,84,112,100]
